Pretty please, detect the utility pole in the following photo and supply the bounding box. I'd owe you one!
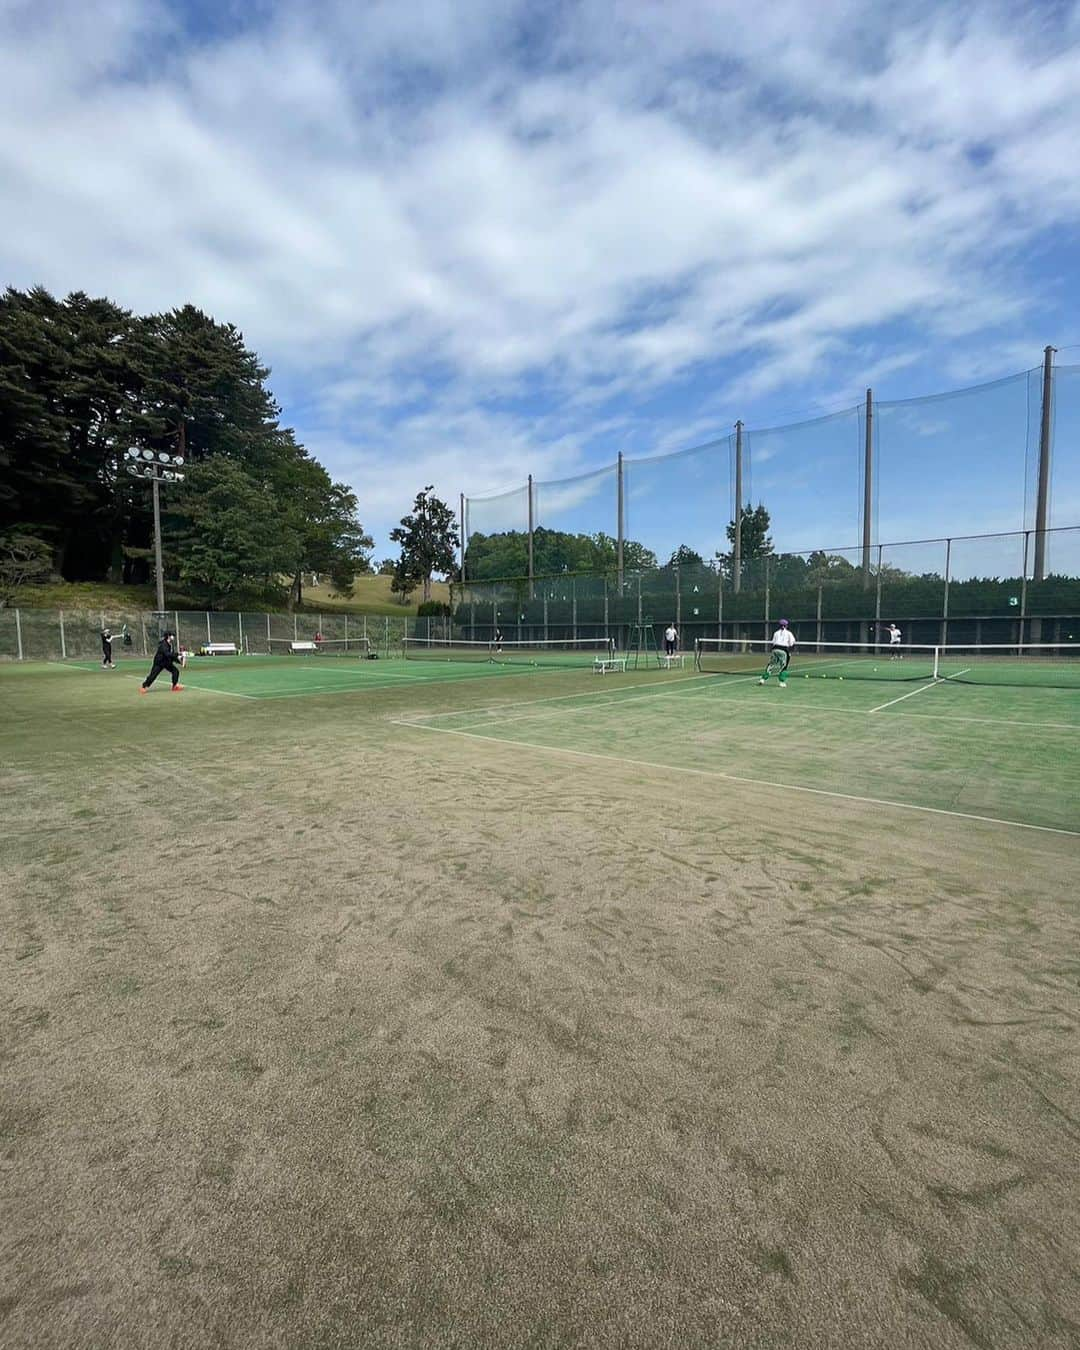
[1033,346,1056,581]
[862,389,873,586]
[125,448,185,625]
[733,421,743,594]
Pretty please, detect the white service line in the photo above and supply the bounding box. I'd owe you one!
[434,673,765,733]
[403,672,714,722]
[124,675,256,699]
[390,718,1080,839]
[868,676,967,714]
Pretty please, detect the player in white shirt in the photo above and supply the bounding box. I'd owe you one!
[879,622,903,659]
[663,623,678,656]
[759,619,796,687]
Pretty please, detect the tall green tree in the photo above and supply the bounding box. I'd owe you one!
[666,544,704,569]
[717,503,773,582]
[166,458,299,606]
[390,487,459,602]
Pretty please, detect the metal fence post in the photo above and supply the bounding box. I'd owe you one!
[942,538,951,647]
[1020,531,1030,650]
[141,615,148,655]
[15,608,23,661]
[238,611,245,654]
[59,610,66,659]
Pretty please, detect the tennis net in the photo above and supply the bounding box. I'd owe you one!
[695,638,1080,688]
[404,637,616,667]
[266,637,372,658]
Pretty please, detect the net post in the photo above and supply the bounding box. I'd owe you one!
[266,613,271,647]
[733,422,743,594]
[15,608,22,661]
[636,573,642,626]
[874,544,883,648]
[293,613,298,642]
[862,388,874,586]
[174,611,180,649]
[572,576,577,641]
[933,646,940,681]
[543,592,549,642]
[59,609,66,659]
[141,615,147,655]
[763,556,770,634]
[238,611,244,653]
[1033,346,1056,582]
[815,584,822,651]
[675,563,681,636]
[206,611,211,643]
[717,566,723,639]
[459,493,467,583]
[603,580,610,646]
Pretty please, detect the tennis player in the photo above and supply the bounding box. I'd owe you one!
[100,627,117,669]
[139,630,184,693]
[663,623,678,656]
[878,622,903,658]
[759,619,796,687]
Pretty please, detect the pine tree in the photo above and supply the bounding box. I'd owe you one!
[390,487,459,603]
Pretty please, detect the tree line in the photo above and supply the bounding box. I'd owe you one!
[0,286,374,608]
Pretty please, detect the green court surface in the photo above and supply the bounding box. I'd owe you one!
[3,653,1080,1349]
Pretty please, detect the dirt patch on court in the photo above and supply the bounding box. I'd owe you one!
[2,670,1079,1348]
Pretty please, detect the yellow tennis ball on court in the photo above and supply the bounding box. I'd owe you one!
[838,676,844,681]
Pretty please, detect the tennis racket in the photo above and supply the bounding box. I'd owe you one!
[767,647,790,677]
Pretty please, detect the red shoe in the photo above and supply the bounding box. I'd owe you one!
[172,684,185,692]
[139,686,148,695]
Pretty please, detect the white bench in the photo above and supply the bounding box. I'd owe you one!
[289,641,319,653]
[200,642,239,656]
[659,652,685,669]
[594,656,627,674]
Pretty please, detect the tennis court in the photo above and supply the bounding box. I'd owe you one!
[3,645,1079,1349]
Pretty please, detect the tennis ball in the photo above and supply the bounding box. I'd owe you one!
[839,676,844,681]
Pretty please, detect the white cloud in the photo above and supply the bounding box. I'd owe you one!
[1,0,1079,549]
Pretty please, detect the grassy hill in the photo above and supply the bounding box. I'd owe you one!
[11,574,451,617]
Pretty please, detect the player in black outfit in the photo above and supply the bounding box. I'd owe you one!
[139,631,184,692]
[101,627,116,668]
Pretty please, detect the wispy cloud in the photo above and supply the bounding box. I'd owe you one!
[2,0,1078,552]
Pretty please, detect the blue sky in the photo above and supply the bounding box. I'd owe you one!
[2,0,1080,567]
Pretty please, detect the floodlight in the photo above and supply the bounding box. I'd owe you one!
[157,451,170,463]
[173,455,185,466]
[141,449,155,461]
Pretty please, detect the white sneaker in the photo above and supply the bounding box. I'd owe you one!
[758,677,766,685]
[779,682,787,689]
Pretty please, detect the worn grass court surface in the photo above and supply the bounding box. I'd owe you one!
[2,654,1080,1349]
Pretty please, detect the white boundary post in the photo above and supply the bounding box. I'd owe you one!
[59,610,67,659]
[206,612,212,643]
[238,612,245,653]
[15,608,23,661]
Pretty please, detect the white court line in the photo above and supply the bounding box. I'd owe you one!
[123,674,256,700]
[868,676,967,714]
[438,674,765,732]
[405,672,714,722]
[687,695,1080,734]
[390,718,1080,839]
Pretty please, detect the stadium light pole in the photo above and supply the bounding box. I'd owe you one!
[124,448,186,614]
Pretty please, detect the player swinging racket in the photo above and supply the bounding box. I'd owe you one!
[879,622,903,658]
[759,619,796,687]
[100,626,117,669]
[139,630,185,693]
